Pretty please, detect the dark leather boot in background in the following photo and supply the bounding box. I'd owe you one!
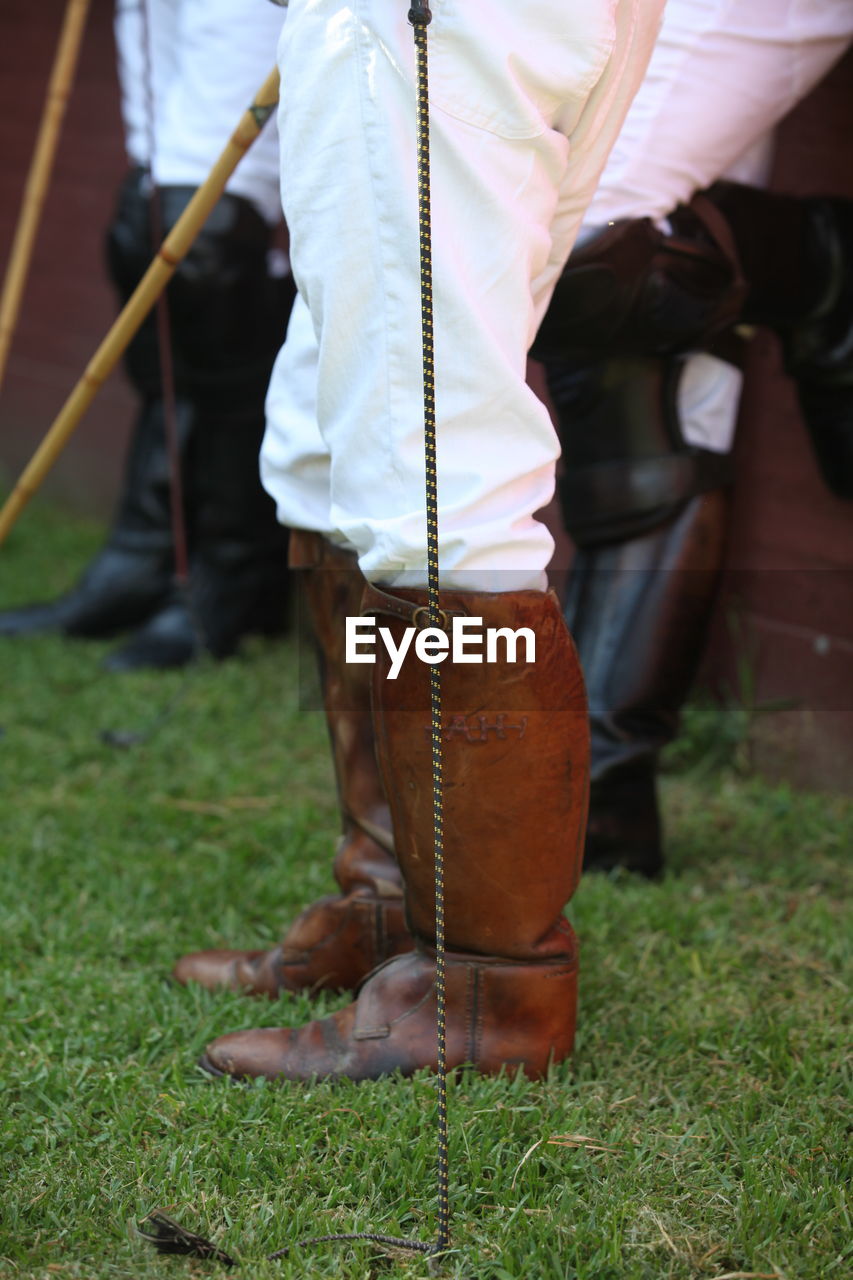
[200,587,588,1082]
[103,180,294,671]
[545,350,732,876]
[565,488,729,877]
[173,533,411,996]
[0,172,189,641]
[535,210,740,876]
[0,396,187,640]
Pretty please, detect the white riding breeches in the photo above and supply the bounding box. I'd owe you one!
[583,0,853,455]
[113,0,285,225]
[261,0,664,589]
[262,0,852,569]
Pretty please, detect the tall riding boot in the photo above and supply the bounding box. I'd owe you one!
[534,207,742,876]
[565,490,729,877]
[705,181,853,500]
[0,172,188,640]
[546,353,732,877]
[201,588,588,1082]
[103,183,295,671]
[173,533,411,995]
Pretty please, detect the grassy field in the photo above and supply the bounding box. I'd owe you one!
[1,505,850,1280]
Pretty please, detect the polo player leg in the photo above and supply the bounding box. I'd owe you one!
[533,204,743,874]
[103,185,293,671]
[194,0,661,1081]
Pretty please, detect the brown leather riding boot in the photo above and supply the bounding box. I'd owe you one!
[173,533,412,996]
[201,587,589,1081]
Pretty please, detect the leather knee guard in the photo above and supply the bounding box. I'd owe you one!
[533,201,746,366]
[105,167,295,405]
[552,354,731,876]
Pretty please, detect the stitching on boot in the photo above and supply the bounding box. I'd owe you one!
[373,901,384,965]
[466,964,482,1065]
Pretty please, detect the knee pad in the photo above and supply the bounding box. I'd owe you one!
[104,169,295,399]
[533,202,746,365]
[536,209,743,545]
[551,354,732,547]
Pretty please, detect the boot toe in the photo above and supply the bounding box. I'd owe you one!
[199,1033,244,1078]
[103,602,199,671]
[201,1026,302,1080]
[0,602,67,637]
[173,948,268,992]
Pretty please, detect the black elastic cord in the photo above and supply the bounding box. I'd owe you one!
[408,0,450,1259]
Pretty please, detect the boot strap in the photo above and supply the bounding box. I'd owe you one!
[360,582,467,630]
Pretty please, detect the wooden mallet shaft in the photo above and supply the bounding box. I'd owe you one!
[0,67,281,548]
[0,0,92,389]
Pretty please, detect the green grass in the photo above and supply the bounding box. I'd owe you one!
[1,504,850,1280]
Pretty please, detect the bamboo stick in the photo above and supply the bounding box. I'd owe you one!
[0,0,91,390]
[0,67,281,548]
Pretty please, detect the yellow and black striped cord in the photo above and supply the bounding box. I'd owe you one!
[410,0,451,1261]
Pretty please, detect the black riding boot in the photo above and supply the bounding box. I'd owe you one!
[0,174,188,640]
[103,180,295,671]
[0,399,187,640]
[563,485,729,876]
[533,210,745,875]
[547,353,731,876]
[105,402,289,671]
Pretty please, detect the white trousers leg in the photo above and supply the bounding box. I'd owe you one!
[262,0,663,589]
[580,0,853,455]
[587,0,853,226]
[113,0,285,224]
[262,294,333,537]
